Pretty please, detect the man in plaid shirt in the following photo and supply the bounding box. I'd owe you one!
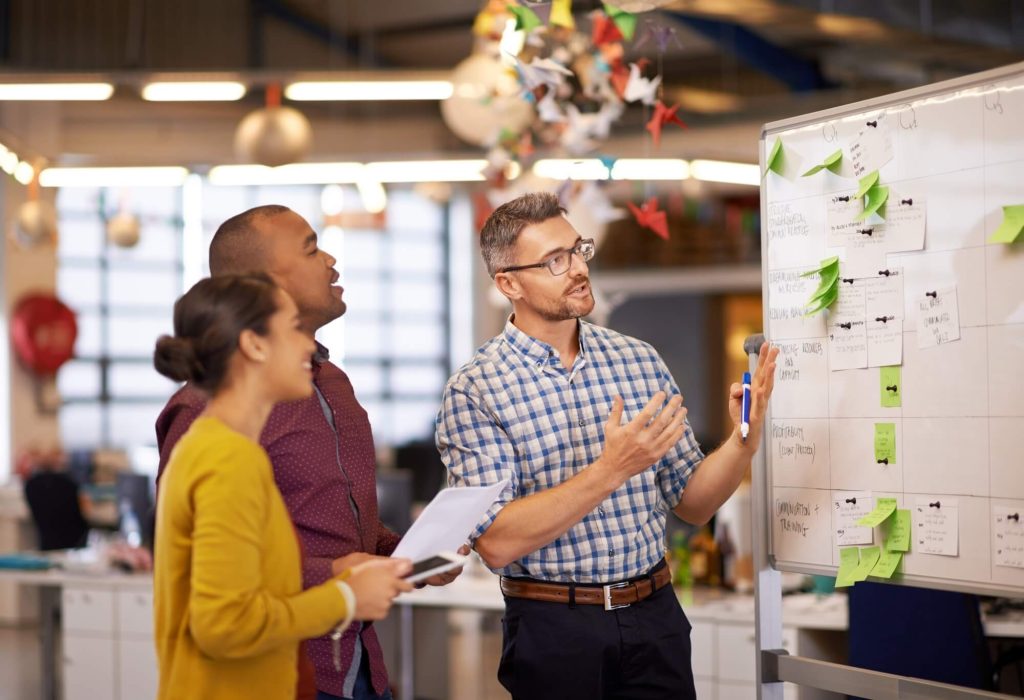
[437,192,778,700]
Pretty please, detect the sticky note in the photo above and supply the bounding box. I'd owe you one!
[802,149,843,177]
[835,547,861,588]
[870,549,902,579]
[856,497,898,528]
[851,546,881,582]
[880,366,901,407]
[884,509,911,552]
[508,4,544,31]
[801,256,840,315]
[874,423,896,465]
[855,185,889,222]
[988,204,1024,244]
[854,170,880,199]
[765,138,783,177]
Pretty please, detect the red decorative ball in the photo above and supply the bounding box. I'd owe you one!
[11,293,78,376]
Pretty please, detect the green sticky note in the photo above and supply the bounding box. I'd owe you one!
[507,4,544,31]
[804,284,838,316]
[856,498,898,528]
[802,149,843,177]
[870,549,902,579]
[851,546,881,582]
[989,204,1024,244]
[800,255,840,278]
[883,509,911,552]
[874,423,896,465]
[835,547,861,588]
[854,170,880,199]
[808,264,841,302]
[855,185,889,222]
[765,138,784,177]
[880,366,901,407]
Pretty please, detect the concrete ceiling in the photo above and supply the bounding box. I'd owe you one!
[0,0,1021,166]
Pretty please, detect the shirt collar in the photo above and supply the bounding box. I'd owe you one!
[502,315,589,368]
[313,341,330,365]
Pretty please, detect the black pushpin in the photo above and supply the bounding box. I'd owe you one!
[875,316,892,324]
[845,497,857,505]
[878,269,892,277]
[1009,513,1020,522]
[877,458,889,465]
[885,384,898,393]
[842,277,855,284]
[858,228,874,236]
[901,198,913,206]
[839,322,853,330]
[925,291,938,299]
[835,195,850,202]
[866,120,878,128]
[929,501,941,508]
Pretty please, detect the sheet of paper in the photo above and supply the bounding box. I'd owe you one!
[916,285,961,349]
[880,366,901,408]
[867,317,903,367]
[993,506,1024,569]
[842,243,888,279]
[834,547,861,588]
[827,194,868,247]
[849,117,894,177]
[874,423,896,465]
[828,311,868,371]
[880,196,926,252]
[870,549,902,579]
[835,491,874,546]
[856,497,898,528]
[884,509,911,552]
[392,480,510,561]
[863,271,904,320]
[914,497,959,557]
[851,545,881,582]
[989,204,1024,244]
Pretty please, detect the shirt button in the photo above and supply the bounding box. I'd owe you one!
[578,419,585,427]
[598,507,605,515]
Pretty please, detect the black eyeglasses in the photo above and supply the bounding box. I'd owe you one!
[499,238,596,276]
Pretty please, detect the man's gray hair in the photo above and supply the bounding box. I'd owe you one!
[480,192,566,277]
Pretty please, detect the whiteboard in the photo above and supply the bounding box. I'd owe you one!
[760,62,1024,596]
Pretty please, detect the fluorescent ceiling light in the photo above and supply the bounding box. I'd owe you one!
[689,159,759,186]
[533,158,690,181]
[364,160,487,183]
[285,80,453,101]
[142,81,246,101]
[357,178,387,213]
[208,163,366,186]
[39,166,190,188]
[13,161,34,185]
[0,83,113,100]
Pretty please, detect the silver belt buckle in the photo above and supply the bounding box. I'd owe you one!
[603,581,631,611]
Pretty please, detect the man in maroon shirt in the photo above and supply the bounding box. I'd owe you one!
[156,205,459,700]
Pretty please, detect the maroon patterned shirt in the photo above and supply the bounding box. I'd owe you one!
[155,346,400,697]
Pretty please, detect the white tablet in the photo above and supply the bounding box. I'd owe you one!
[403,551,468,584]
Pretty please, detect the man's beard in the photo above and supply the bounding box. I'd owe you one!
[534,278,595,322]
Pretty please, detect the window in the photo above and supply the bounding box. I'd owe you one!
[57,181,467,462]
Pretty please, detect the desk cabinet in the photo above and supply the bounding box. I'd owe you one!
[61,585,157,700]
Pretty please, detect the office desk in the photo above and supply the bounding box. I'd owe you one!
[0,568,152,700]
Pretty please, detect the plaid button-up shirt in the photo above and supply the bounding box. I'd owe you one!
[437,318,704,583]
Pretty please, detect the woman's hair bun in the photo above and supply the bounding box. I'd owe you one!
[153,335,204,384]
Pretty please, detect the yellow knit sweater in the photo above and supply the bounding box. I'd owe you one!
[154,416,350,700]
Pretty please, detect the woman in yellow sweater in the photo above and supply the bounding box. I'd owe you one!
[152,274,412,700]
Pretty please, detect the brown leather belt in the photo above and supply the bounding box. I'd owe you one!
[500,564,672,611]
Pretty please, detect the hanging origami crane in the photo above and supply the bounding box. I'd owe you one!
[627,196,669,240]
[645,100,687,146]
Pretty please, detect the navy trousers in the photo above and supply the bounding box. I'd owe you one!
[498,578,696,700]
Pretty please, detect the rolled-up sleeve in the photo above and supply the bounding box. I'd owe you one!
[436,381,518,543]
[651,355,705,508]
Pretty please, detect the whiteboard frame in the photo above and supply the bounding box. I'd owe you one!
[759,60,1024,599]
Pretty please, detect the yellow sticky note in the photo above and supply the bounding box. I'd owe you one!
[880,366,901,408]
[874,423,896,465]
[870,549,902,579]
[835,547,860,588]
[989,204,1024,244]
[856,497,898,528]
[852,546,881,582]
[883,509,911,552]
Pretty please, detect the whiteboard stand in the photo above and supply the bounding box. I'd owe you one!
[748,333,786,700]
[747,332,1010,699]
